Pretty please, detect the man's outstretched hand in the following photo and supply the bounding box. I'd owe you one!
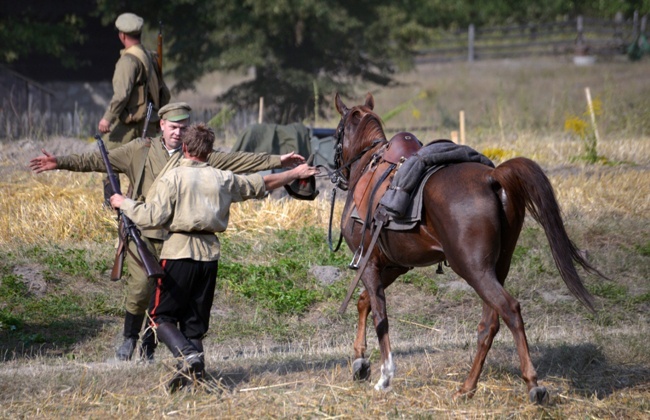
[280,151,306,168]
[29,149,58,173]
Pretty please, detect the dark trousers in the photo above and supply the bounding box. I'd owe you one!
[149,258,218,339]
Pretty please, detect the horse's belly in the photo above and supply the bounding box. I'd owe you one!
[379,230,445,267]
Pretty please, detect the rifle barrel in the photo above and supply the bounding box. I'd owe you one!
[96,135,164,279]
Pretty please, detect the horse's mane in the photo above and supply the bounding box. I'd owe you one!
[354,108,386,148]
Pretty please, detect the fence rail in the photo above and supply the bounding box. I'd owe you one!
[416,13,647,63]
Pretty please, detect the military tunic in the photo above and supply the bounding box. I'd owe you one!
[120,158,266,260]
[119,158,266,338]
[103,45,170,150]
[56,137,281,313]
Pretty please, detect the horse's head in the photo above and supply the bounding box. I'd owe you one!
[332,92,386,190]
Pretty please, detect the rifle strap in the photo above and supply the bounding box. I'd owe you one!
[125,45,162,109]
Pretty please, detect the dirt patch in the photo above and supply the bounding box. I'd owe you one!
[11,264,48,298]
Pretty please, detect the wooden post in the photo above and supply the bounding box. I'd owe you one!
[468,24,475,62]
[459,110,466,145]
[575,15,587,55]
[584,87,601,144]
[258,97,264,124]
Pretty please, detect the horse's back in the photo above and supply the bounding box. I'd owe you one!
[378,162,506,268]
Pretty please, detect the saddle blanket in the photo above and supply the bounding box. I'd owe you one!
[352,140,494,231]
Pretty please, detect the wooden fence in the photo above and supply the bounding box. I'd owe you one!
[0,105,256,141]
[1,13,647,140]
[416,12,647,63]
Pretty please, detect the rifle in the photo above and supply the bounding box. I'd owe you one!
[157,21,163,71]
[96,135,165,281]
[141,102,153,139]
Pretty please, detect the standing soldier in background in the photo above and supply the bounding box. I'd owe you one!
[99,12,171,205]
[29,102,306,362]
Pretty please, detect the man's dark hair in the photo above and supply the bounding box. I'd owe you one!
[124,32,142,41]
[182,123,215,159]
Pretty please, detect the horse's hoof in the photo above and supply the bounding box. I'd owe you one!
[452,388,475,400]
[352,358,371,381]
[374,381,392,392]
[529,386,549,405]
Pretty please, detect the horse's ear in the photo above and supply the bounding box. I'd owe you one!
[364,92,374,110]
[335,92,348,116]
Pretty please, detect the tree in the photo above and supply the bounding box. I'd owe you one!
[0,3,86,68]
[95,0,429,123]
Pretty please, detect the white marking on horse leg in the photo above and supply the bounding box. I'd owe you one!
[374,352,395,391]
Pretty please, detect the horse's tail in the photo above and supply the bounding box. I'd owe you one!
[492,157,604,313]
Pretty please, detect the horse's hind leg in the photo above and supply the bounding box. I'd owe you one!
[352,290,371,381]
[471,281,549,404]
[453,302,500,399]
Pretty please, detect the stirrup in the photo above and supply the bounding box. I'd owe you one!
[349,245,364,269]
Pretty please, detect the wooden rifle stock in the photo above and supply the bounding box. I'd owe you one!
[110,220,127,281]
[157,21,163,71]
[96,135,165,280]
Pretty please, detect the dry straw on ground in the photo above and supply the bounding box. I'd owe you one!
[1,57,649,418]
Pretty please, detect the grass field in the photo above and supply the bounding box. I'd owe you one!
[1,57,649,418]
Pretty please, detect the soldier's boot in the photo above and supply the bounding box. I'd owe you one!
[156,323,203,392]
[116,312,145,361]
[188,338,205,381]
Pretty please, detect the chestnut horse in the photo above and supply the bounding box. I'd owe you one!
[333,92,605,403]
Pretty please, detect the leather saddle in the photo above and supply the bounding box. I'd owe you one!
[353,132,422,223]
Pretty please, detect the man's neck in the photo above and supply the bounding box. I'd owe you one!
[161,139,180,156]
[183,151,206,162]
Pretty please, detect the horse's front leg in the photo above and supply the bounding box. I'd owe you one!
[361,264,394,391]
[371,283,394,391]
[352,290,371,381]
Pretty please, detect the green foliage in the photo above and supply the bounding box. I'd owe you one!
[0,7,85,65]
[400,270,440,295]
[24,245,108,282]
[636,241,650,257]
[0,267,121,334]
[220,260,319,315]
[271,227,350,267]
[588,282,628,302]
[207,106,237,130]
[218,226,351,314]
[410,0,648,28]
[96,1,429,123]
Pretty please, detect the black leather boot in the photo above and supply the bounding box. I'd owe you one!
[116,312,145,361]
[156,323,203,392]
[189,338,205,380]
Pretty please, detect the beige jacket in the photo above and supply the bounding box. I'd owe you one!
[120,158,266,261]
[56,136,281,239]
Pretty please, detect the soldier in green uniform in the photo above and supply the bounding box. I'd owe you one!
[99,12,171,204]
[30,102,306,362]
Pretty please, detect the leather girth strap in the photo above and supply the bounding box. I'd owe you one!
[338,208,389,314]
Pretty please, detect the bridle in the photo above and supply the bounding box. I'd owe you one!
[325,108,384,252]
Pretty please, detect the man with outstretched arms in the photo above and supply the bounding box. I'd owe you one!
[30,102,306,362]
